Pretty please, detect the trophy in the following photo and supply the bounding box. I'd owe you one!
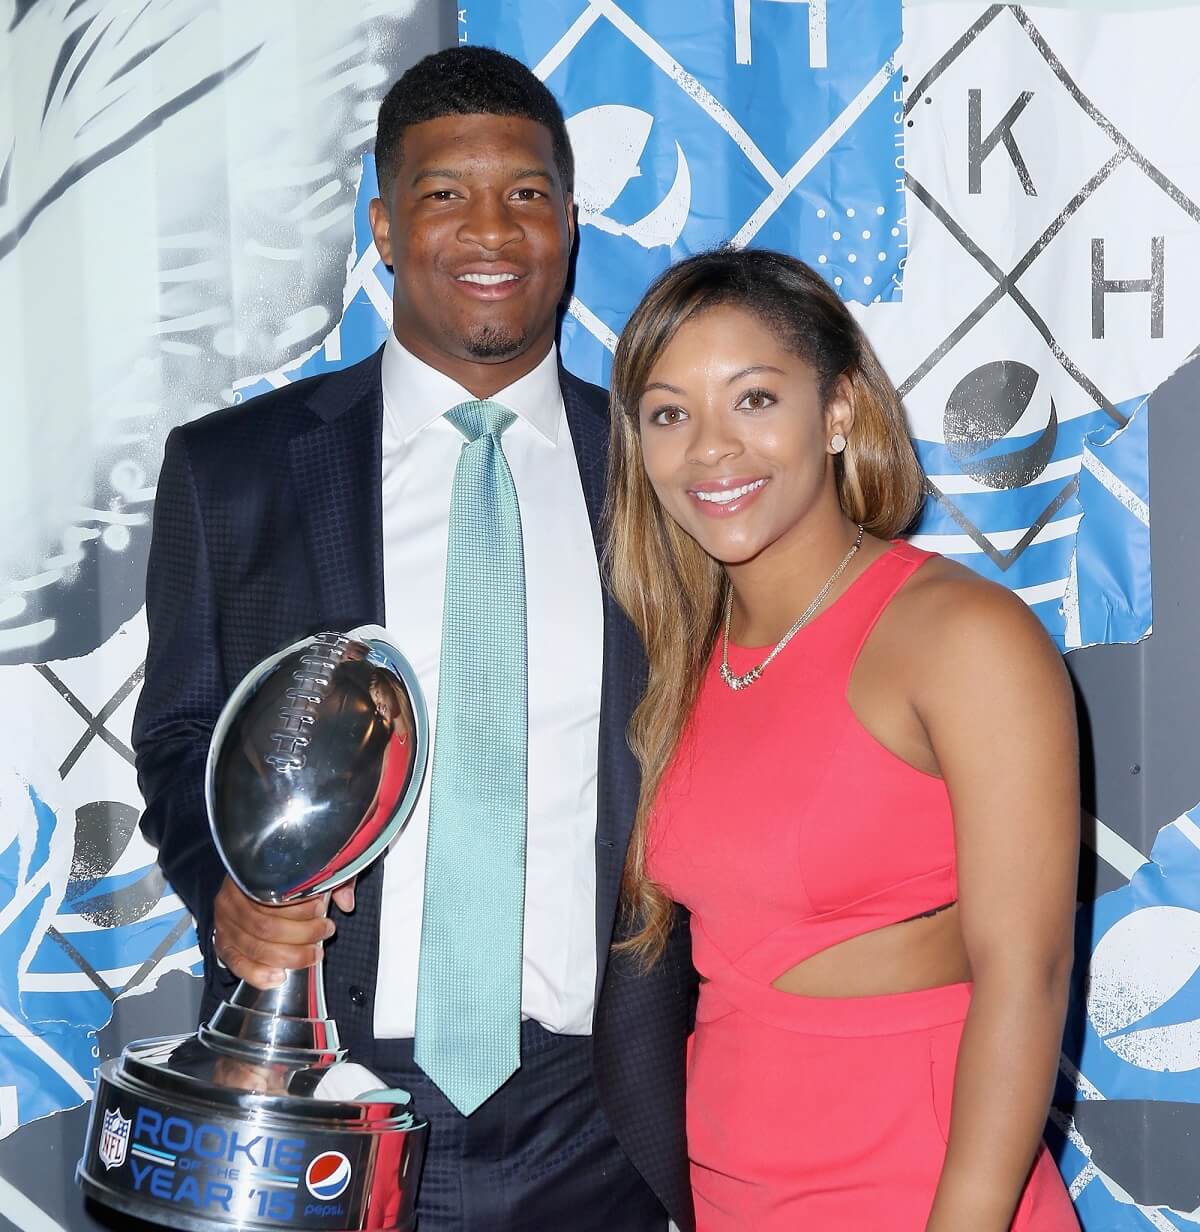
[78,628,430,1232]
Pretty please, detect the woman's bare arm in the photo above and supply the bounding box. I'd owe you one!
[913,573,1079,1232]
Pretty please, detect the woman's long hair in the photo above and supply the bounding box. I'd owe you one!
[605,247,925,965]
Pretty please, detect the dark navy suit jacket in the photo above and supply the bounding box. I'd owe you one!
[132,348,697,1230]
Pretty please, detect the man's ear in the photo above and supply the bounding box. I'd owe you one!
[368,196,393,268]
[564,191,577,252]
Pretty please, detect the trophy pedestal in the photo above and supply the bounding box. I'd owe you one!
[77,968,428,1232]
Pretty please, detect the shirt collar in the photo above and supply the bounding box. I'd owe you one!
[381,331,564,446]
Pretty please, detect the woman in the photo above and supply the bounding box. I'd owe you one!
[360,667,417,837]
[291,666,417,898]
[606,248,1079,1231]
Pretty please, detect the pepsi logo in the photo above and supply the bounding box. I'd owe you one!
[1087,903,1200,1071]
[942,359,1057,490]
[305,1150,351,1200]
[565,105,692,250]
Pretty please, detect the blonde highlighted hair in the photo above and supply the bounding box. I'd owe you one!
[604,247,924,965]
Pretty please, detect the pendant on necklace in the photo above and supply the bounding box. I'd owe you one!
[719,663,762,691]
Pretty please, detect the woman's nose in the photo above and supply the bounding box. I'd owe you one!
[685,414,741,466]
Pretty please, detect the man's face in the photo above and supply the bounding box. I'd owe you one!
[369,113,575,392]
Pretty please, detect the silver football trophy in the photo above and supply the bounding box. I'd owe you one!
[78,628,430,1232]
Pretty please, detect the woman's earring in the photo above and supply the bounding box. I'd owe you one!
[830,433,847,454]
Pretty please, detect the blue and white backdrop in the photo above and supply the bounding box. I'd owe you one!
[463,11,1200,1225]
[3,1,1200,1228]
[0,2,442,1227]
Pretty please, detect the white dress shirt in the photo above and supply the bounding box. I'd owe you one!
[373,332,604,1038]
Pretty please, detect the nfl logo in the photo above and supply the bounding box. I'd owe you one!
[98,1108,131,1171]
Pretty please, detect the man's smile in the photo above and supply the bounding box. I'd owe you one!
[452,263,527,300]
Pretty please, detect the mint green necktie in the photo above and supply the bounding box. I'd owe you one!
[414,400,527,1116]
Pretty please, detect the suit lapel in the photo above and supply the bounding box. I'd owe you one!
[286,351,390,1048]
[288,350,387,632]
[561,370,644,996]
[562,372,606,553]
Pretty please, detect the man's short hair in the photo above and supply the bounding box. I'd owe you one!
[375,46,574,202]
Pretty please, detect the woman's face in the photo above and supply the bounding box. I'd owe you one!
[369,678,398,722]
[637,304,852,567]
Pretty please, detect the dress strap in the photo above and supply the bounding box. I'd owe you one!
[844,541,934,667]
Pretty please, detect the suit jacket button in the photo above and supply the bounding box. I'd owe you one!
[348,984,367,1008]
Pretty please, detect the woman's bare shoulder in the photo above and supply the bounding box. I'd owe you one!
[893,551,1064,675]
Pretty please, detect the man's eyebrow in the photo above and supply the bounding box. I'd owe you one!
[410,166,556,187]
[411,167,465,186]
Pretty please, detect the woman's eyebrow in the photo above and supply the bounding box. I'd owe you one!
[725,364,785,384]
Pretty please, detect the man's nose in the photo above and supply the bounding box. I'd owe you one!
[458,192,523,250]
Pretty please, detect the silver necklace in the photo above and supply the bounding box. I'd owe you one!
[719,524,865,691]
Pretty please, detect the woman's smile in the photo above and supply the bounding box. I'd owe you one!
[686,476,771,517]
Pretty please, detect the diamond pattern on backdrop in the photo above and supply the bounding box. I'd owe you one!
[461,0,906,386]
[0,614,200,1138]
[456,1,1176,651]
[863,3,1199,647]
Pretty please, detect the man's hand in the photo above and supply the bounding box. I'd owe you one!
[213,876,356,989]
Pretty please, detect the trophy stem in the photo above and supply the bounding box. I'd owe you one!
[200,958,344,1065]
[231,960,331,1021]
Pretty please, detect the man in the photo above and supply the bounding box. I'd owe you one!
[133,45,696,1232]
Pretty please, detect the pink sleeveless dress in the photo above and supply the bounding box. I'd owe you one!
[646,542,1077,1231]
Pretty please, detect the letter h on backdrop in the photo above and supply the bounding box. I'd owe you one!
[734,0,827,68]
[968,83,1165,351]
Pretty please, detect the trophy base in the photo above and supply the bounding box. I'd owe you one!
[77,1033,427,1232]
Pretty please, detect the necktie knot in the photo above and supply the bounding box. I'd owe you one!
[445,399,516,443]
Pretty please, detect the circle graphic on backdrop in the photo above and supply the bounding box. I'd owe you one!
[1087,904,1200,1072]
[305,1151,352,1200]
[942,359,1058,490]
[565,105,692,251]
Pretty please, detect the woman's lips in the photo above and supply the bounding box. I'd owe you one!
[686,477,769,518]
